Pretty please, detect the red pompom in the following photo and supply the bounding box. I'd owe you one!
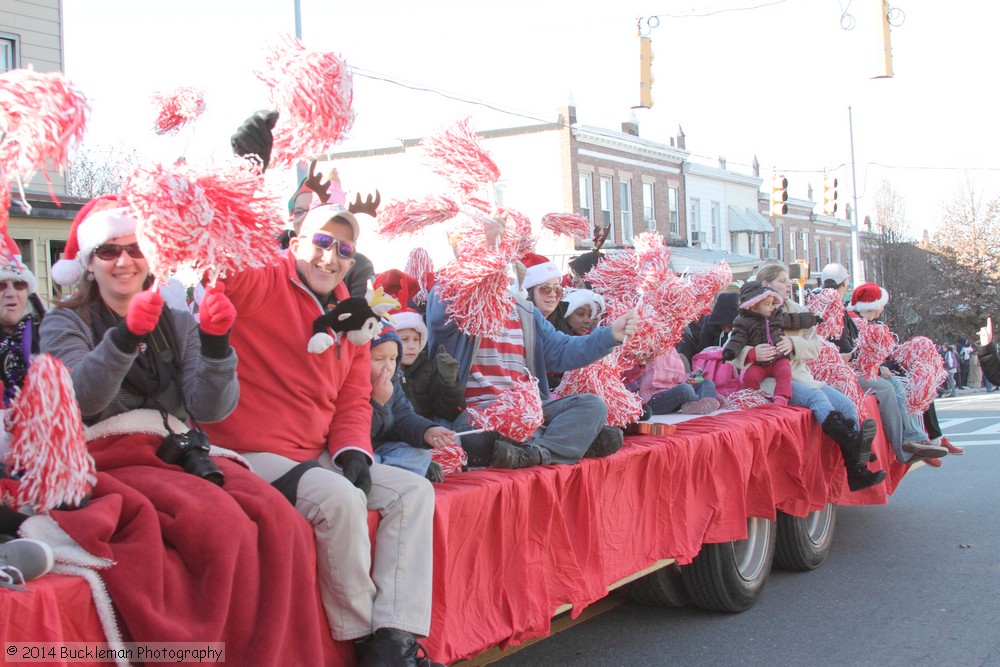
[852,319,896,380]
[890,336,948,415]
[805,341,866,408]
[431,443,467,476]
[375,195,460,238]
[464,375,545,443]
[421,117,500,195]
[151,86,206,135]
[722,389,773,410]
[404,248,435,307]
[807,289,846,339]
[434,250,515,338]
[255,36,354,167]
[122,158,284,284]
[555,349,643,428]
[0,68,88,207]
[6,354,95,511]
[541,212,591,240]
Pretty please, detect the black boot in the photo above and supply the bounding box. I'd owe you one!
[359,628,444,667]
[491,440,543,469]
[584,426,624,459]
[822,412,887,492]
[460,430,498,467]
[844,416,878,463]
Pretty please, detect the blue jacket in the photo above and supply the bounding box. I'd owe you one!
[426,286,620,400]
[370,324,436,448]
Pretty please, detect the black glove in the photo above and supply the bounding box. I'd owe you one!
[721,348,736,362]
[436,345,460,385]
[231,110,279,171]
[336,450,372,495]
[814,315,824,324]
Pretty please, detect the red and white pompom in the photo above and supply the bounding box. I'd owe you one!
[541,212,591,240]
[722,389,773,410]
[255,36,354,168]
[6,354,96,512]
[852,319,896,380]
[805,341,866,408]
[687,262,732,315]
[556,351,643,427]
[421,117,500,195]
[375,195,460,238]
[890,336,948,415]
[435,250,515,338]
[151,86,206,136]
[807,288,846,339]
[464,374,544,443]
[122,158,284,284]
[586,247,641,314]
[430,443,467,476]
[0,171,10,229]
[404,247,435,307]
[0,68,88,203]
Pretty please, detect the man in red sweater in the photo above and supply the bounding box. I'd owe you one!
[204,202,439,667]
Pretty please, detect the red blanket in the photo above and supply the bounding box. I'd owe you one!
[43,426,334,666]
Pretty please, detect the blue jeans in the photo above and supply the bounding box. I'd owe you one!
[374,441,432,477]
[646,380,717,414]
[885,375,928,442]
[789,381,858,425]
[454,393,608,465]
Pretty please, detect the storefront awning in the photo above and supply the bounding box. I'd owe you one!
[669,246,762,280]
[728,206,774,233]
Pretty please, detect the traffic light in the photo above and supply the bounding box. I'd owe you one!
[823,175,838,215]
[639,35,654,109]
[770,175,788,216]
[873,0,893,79]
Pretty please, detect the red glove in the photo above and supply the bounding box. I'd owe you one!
[199,284,237,336]
[125,290,164,336]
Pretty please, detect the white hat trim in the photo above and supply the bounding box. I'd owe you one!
[523,261,561,290]
[850,287,889,312]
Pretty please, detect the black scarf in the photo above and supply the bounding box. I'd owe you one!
[0,318,31,407]
[89,302,182,408]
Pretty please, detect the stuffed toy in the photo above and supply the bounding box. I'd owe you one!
[308,286,400,354]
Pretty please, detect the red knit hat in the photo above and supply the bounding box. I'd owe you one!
[52,194,130,286]
[521,252,560,290]
[850,281,889,312]
[373,269,427,352]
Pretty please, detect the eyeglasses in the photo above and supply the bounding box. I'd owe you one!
[93,243,144,261]
[536,284,563,297]
[0,280,28,292]
[311,233,356,259]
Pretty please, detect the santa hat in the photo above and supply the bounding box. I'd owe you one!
[373,269,427,352]
[561,288,604,319]
[850,281,889,312]
[0,231,37,294]
[52,195,134,286]
[738,280,783,312]
[521,252,561,290]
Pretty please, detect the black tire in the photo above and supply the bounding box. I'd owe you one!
[774,503,837,571]
[619,563,691,607]
[679,517,776,613]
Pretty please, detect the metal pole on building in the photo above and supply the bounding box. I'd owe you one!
[848,106,863,284]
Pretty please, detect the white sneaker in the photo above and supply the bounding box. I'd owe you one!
[0,538,54,590]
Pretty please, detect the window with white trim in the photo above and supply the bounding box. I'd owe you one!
[579,173,592,222]
[600,176,613,238]
[689,199,701,245]
[642,182,655,230]
[1,32,19,72]
[620,179,633,244]
[710,201,721,247]
[668,186,679,234]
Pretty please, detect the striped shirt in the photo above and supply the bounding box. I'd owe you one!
[465,310,526,406]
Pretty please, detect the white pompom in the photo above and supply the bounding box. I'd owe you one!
[51,258,82,286]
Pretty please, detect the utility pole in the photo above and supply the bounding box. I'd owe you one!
[848,106,863,285]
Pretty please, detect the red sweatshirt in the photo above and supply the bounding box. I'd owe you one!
[202,253,374,464]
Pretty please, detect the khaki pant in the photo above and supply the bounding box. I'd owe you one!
[244,451,435,641]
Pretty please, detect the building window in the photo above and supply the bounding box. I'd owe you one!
[710,201,720,247]
[668,186,679,234]
[748,233,756,256]
[814,239,821,274]
[689,199,701,245]
[776,223,784,260]
[789,228,796,259]
[0,33,19,72]
[600,176,613,243]
[642,182,655,231]
[48,239,66,299]
[579,173,592,222]
[620,179,633,245]
[798,231,808,261]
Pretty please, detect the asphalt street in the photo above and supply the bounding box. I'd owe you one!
[490,392,1000,667]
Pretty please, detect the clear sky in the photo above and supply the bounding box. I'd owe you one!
[62,0,1000,239]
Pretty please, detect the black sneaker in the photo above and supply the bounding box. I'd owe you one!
[584,426,624,459]
[491,440,543,469]
[358,628,444,667]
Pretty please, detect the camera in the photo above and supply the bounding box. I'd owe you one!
[156,428,225,486]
